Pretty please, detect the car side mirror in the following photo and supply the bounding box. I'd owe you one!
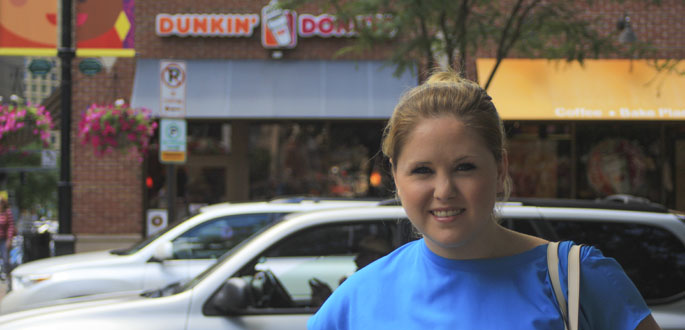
[206,277,254,315]
[149,241,173,263]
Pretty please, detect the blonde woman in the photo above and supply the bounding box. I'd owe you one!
[308,71,660,329]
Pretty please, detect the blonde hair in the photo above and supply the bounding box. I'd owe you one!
[382,70,512,199]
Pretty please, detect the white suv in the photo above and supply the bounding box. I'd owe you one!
[0,198,683,329]
[0,197,380,315]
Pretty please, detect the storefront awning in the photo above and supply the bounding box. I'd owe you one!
[131,59,416,119]
[476,59,685,120]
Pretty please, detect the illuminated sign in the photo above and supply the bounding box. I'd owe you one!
[477,59,685,121]
[155,13,260,37]
[155,1,391,49]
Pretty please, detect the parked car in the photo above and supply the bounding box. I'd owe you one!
[0,197,683,329]
[0,197,381,315]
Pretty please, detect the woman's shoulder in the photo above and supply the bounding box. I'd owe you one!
[343,240,422,284]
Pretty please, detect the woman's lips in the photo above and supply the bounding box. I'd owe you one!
[430,208,465,222]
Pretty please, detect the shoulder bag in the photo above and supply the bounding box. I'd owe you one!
[547,242,582,330]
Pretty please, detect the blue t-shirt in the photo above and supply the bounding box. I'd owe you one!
[308,240,650,330]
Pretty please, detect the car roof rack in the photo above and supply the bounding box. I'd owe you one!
[268,195,383,204]
[380,195,669,213]
[509,195,668,213]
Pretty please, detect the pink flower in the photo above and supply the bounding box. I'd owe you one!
[103,122,116,135]
[76,103,157,162]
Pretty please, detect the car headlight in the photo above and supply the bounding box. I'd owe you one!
[11,274,52,291]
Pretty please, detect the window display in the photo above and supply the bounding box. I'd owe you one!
[248,121,391,200]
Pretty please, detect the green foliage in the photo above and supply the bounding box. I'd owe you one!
[5,169,58,213]
[281,0,660,87]
[0,146,58,215]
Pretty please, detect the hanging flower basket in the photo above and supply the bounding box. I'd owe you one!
[0,102,54,154]
[78,100,157,162]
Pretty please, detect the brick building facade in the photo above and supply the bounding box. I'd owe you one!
[69,0,684,252]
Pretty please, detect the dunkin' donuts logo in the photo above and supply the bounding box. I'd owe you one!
[261,0,297,48]
[155,1,391,49]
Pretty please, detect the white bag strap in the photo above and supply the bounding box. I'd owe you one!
[547,242,582,330]
[547,242,568,328]
[568,245,581,330]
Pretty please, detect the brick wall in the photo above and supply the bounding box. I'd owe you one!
[71,57,140,236]
[135,0,392,60]
[70,0,684,239]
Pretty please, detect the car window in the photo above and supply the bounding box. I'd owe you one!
[171,213,282,259]
[505,217,685,304]
[225,220,417,313]
[547,219,685,304]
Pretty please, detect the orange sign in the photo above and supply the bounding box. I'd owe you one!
[160,151,186,163]
[477,59,685,120]
[0,0,135,57]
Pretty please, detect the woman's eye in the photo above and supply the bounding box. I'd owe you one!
[456,163,476,171]
[411,166,432,174]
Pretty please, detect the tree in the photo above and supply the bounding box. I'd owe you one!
[283,0,660,87]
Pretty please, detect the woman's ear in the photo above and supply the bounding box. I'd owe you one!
[389,158,400,196]
[497,150,510,195]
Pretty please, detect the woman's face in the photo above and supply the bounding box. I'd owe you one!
[392,116,506,259]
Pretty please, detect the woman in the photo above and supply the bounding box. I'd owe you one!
[0,194,15,279]
[308,70,660,329]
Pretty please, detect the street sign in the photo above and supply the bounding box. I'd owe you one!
[146,209,168,237]
[159,118,187,164]
[159,60,187,118]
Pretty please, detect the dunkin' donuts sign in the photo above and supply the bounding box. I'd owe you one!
[155,1,389,49]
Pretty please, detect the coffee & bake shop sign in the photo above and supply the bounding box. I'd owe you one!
[155,0,390,49]
[477,58,685,121]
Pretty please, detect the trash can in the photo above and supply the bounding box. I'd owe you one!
[22,232,51,262]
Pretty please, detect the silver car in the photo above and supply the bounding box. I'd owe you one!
[0,198,683,329]
[1,197,380,315]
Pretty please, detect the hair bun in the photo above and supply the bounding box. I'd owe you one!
[425,70,464,84]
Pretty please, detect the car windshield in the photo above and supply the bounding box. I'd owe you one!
[109,214,198,256]
[170,216,289,294]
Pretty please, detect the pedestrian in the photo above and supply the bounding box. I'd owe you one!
[0,193,16,280]
[308,70,660,329]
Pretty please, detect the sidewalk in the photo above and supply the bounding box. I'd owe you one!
[0,281,7,300]
[0,279,7,301]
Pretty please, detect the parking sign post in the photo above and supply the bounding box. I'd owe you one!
[159,60,187,224]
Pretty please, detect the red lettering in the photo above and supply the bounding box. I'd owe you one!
[318,16,334,35]
[157,16,173,34]
[335,20,354,36]
[235,17,250,34]
[193,17,208,33]
[210,17,224,33]
[299,15,316,36]
[176,17,190,34]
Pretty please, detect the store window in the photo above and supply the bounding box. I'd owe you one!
[505,122,573,198]
[146,120,232,220]
[576,123,661,202]
[248,121,392,200]
[187,121,231,155]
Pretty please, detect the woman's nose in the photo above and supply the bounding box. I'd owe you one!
[433,174,457,200]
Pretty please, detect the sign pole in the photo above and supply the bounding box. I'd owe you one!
[166,164,176,224]
[158,60,187,229]
[55,0,75,256]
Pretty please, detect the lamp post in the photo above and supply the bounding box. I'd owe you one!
[617,14,637,44]
[54,0,75,255]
